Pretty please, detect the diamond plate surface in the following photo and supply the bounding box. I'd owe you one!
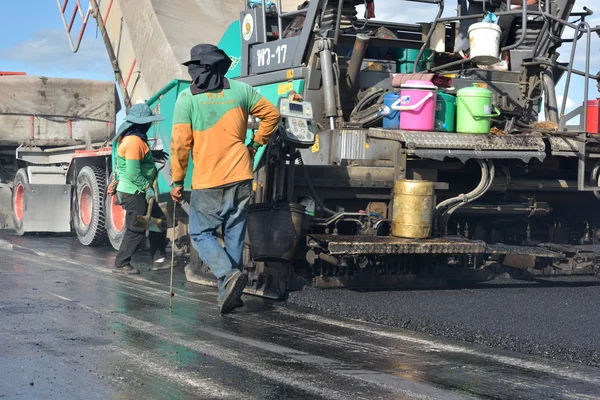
[308,235,486,255]
[411,149,544,163]
[368,129,546,151]
[548,136,580,154]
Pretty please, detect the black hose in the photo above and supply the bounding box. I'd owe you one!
[297,153,336,216]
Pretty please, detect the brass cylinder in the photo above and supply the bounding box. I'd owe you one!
[391,180,435,239]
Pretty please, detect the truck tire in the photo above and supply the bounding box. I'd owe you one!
[11,168,31,236]
[73,166,108,246]
[105,186,126,251]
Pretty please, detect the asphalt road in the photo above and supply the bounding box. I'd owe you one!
[288,276,600,368]
[2,231,600,399]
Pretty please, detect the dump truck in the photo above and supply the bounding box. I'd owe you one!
[13,0,600,299]
[1,73,120,237]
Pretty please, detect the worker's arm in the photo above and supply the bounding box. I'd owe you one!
[246,87,281,146]
[123,139,153,192]
[170,93,194,187]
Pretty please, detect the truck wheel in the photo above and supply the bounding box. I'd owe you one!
[105,190,126,251]
[11,168,30,236]
[73,166,108,246]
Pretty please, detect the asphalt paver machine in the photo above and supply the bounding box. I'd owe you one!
[44,0,600,299]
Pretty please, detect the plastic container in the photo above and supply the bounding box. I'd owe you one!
[435,92,457,132]
[246,202,306,261]
[392,80,437,131]
[586,99,600,134]
[396,48,433,73]
[468,22,502,65]
[456,83,500,134]
[381,92,401,129]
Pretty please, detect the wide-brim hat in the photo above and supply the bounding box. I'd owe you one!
[115,103,164,139]
[182,44,229,66]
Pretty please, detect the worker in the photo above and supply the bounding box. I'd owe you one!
[109,104,169,274]
[169,44,280,314]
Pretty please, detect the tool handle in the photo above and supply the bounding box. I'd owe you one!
[391,92,434,111]
[144,179,158,225]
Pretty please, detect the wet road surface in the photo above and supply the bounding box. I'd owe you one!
[1,232,600,399]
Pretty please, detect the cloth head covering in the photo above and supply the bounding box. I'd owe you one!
[182,44,232,94]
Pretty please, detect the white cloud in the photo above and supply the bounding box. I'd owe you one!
[557,95,578,111]
[0,28,113,79]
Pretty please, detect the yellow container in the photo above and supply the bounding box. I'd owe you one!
[391,180,435,239]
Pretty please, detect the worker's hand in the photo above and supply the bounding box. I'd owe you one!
[107,180,118,196]
[145,188,155,202]
[247,144,257,159]
[288,91,303,102]
[152,149,169,163]
[170,186,183,203]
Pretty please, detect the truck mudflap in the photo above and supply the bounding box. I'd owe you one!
[22,184,71,233]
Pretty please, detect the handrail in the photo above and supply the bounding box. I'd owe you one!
[56,0,92,53]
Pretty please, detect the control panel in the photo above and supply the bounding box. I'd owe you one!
[278,98,316,148]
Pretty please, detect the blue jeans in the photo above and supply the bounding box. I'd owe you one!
[189,180,252,296]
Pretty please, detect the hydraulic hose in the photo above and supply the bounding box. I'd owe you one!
[297,153,336,216]
[442,160,495,229]
[435,159,494,234]
[591,161,600,201]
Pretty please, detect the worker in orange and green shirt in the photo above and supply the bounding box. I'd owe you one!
[169,44,280,314]
[110,104,169,274]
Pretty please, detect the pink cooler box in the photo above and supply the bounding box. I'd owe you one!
[391,80,438,131]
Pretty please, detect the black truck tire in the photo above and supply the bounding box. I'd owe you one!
[11,168,31,236]
[73,166,108,246]
[105,186,126,250]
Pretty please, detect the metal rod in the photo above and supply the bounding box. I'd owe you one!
[277,0,283,39]
[89,0,132,109]
[169,201,176,310]
[279,9,308,18]
[434,10,579,30]
[521,60,600,80]
[320,45,338,121]
[334,0,344,46]
[261,0,268,43]
[582,22,592,132]
[414,0,444,73]
[560,23,581,119]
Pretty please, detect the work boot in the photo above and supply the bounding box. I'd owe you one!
[112,264,140,275]
[217,271,248,314]
[150,256,170,271]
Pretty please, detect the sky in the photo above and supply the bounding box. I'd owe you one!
[0,0,598,128]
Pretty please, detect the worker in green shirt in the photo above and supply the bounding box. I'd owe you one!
[109,104,168,274]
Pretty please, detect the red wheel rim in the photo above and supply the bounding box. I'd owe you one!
[111,195,125,232]
[14,183,24,221]
[79,185,93,226]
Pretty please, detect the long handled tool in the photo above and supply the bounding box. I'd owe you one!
[133,180,167,233]
[169,201,176,310]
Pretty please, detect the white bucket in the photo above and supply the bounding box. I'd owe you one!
[468,22,502,65]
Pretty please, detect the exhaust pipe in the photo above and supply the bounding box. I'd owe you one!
[346,34,370,99]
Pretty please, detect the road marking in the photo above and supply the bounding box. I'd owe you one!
[51,294,73,301]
